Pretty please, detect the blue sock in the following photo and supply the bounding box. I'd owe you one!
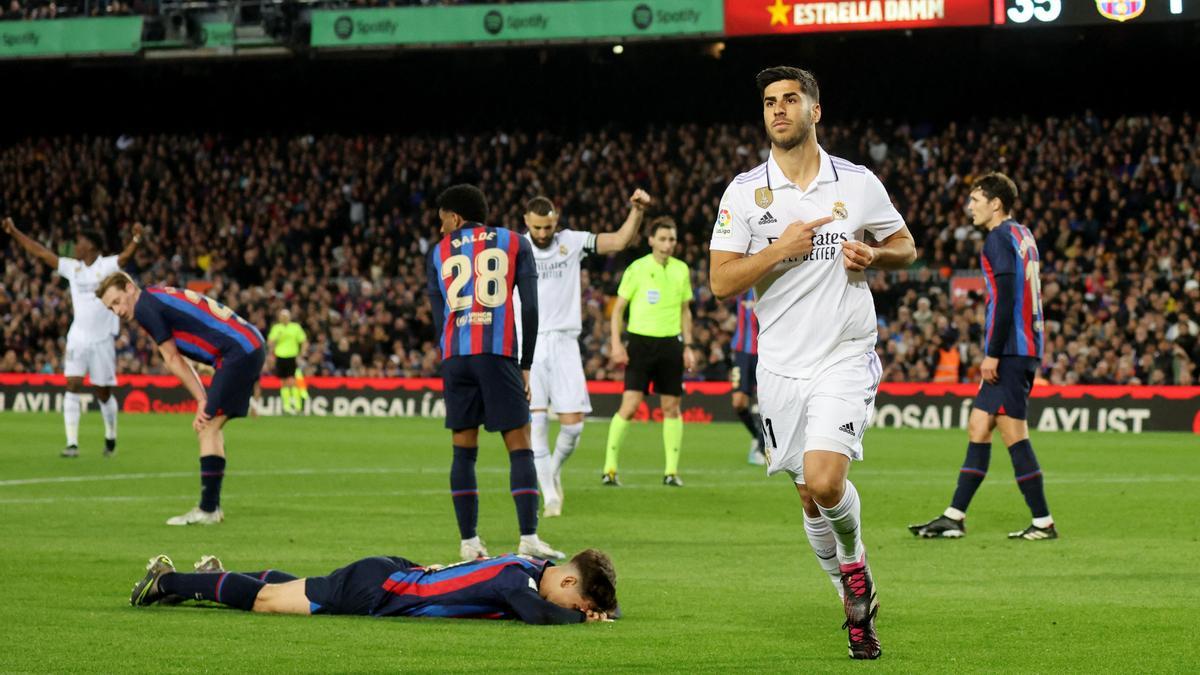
[950,442,991,513]
[239,570,299,583]
[508,448,539,536]
[450,445,479,540]
[199,455,226,512]
[1009,439,1050,519]
[160,572,264,610]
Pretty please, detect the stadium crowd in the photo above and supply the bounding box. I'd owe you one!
[2,112,1198,385]
[1,0,141,20]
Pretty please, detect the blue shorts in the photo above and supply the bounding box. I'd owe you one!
[305,555,420,616]
[205,347,265,420]
[974,356,1039,420]
[731,351,758,396]
[442,355,530,432]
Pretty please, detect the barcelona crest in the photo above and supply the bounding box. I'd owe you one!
[1095,0,1145,22]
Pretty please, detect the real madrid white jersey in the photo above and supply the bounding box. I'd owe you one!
[523,228,596,334]
[709,146,904,379]
[57,255,121,346]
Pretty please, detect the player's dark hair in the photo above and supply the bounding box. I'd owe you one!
[525,197,556,217]
[77,228,105,249]
[972,172,1018,214]
[648,216,676,237]
[94,271,134,299]
[755,66,820,103]
[571,548,617,614]
[437,184,489,224]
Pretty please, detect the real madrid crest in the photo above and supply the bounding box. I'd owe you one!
[754,187,774,209]
[559,244,568,256]
[832,201,849,220]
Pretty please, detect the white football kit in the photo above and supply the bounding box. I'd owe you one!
[520,229,597,414]
[58,255,121,386]
[710,147,902,482]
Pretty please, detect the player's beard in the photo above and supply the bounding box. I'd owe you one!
[767,110,813,151]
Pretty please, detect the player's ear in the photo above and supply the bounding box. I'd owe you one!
[560,574,579,589]
[811,102,821,125]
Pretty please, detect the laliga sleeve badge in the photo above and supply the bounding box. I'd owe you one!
[755,187,774,209]
[832,201,849,220]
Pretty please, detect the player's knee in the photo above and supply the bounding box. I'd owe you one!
[804,473,844,504]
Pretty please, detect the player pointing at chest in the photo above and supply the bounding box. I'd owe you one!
[708,66,916,660]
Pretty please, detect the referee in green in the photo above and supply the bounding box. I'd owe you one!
[267,309,307,415]
[604,216,696,487]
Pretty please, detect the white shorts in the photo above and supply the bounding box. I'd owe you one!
[529,331,592,414]
[64,339,118,386]
[757,351,882,484]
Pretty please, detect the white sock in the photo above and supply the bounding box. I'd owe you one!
[943,506,966,521]
[803,512,844,599]
[461,535,483,548]
[520,534,542,547]
[817,479,866,566]
[531,412,558,505]
[551,422,584,473]
[64,392,81,446]
[99,396,118,440]
[1032,515,1054,529]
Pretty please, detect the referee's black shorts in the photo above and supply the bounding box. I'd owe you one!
[274,355,297,379]
[624,333,684,397]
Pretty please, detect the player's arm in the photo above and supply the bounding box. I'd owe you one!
[709,216,832,301]
[681,300,697,372]
[116,222,144,267]
[595,189,651,255]
[155,340,207,408]
[3,217,59,268]
[844,172,917,272]
[516,237,539,371]
[980,235,1016,383]
[609,295,629,366]
[425,252,447,344]
[502,586,590,625]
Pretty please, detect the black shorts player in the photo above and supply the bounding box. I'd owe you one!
[624,333,685,396]
[273,355,296,379]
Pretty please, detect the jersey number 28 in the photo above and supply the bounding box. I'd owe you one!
[441,250,509,311]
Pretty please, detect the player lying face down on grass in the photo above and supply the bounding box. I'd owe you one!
[131,549,618,625]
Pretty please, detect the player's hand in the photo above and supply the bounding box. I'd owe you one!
[522,369,531,403]
[773,216,833,261]
[583,610,612,623]
[629,189,652,210]
[980,357,1000,384]
[683,346,697,372]
[842,240,876,271]
[2,217,15,235]
[131,221,145,241]
[192,406,212,434]
[610,343,629,368]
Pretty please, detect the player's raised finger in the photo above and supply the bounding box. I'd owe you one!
[798,215,834,231]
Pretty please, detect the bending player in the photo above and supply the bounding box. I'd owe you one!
[131,549,617,625]
[96,272,266,525]
[522,190,651,517]
[3,216,142,457]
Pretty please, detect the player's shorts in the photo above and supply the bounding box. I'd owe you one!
[442,354,530,432]
[973,356,1039,420]
[273,355,297,379]
[530,331,591,414]
[756,351,883,484]
[305,555,420,616]
[63,338,117,386]
[730,351,758,396]
[624,333,684,397]
[205,347,265,420]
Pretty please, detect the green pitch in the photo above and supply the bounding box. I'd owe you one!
[1,414,1196,672]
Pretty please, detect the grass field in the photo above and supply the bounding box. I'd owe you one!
[1,413,1197,673]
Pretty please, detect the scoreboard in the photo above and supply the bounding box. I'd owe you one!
[993,0,1200,25]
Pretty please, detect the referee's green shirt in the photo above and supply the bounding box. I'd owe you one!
[617,254,693,338]
[268,322,307,358]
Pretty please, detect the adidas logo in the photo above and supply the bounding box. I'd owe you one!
[838,421,856,435]
[757,211,777,225]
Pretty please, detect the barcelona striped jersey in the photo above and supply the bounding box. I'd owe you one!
[134,286,264,366]
[373,554,582,624]
[427,225,537,364]
[981,220,1044,359]
[730,288,758,355]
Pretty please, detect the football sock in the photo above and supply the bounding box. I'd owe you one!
[450,445,479,540]
[949,442,991,513]
[239,570,299,583]
[531,412,558,505]
[817,480,865,565]
[604,415,630,474]
[199,455,226,513]
[735,407,758,440]
[803,511,844,598]
[281,387,294,413]
[99,396,118,440]
[1009,439,1051,519]
[160,572,264,611]
[64,392,81,446]
[551,422,584,472]
[663,416,683,475]
[508,448,539,536]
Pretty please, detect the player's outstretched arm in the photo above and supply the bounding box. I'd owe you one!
[117,222,145,267]
[595,189,651,255]
[3,217,59,269]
